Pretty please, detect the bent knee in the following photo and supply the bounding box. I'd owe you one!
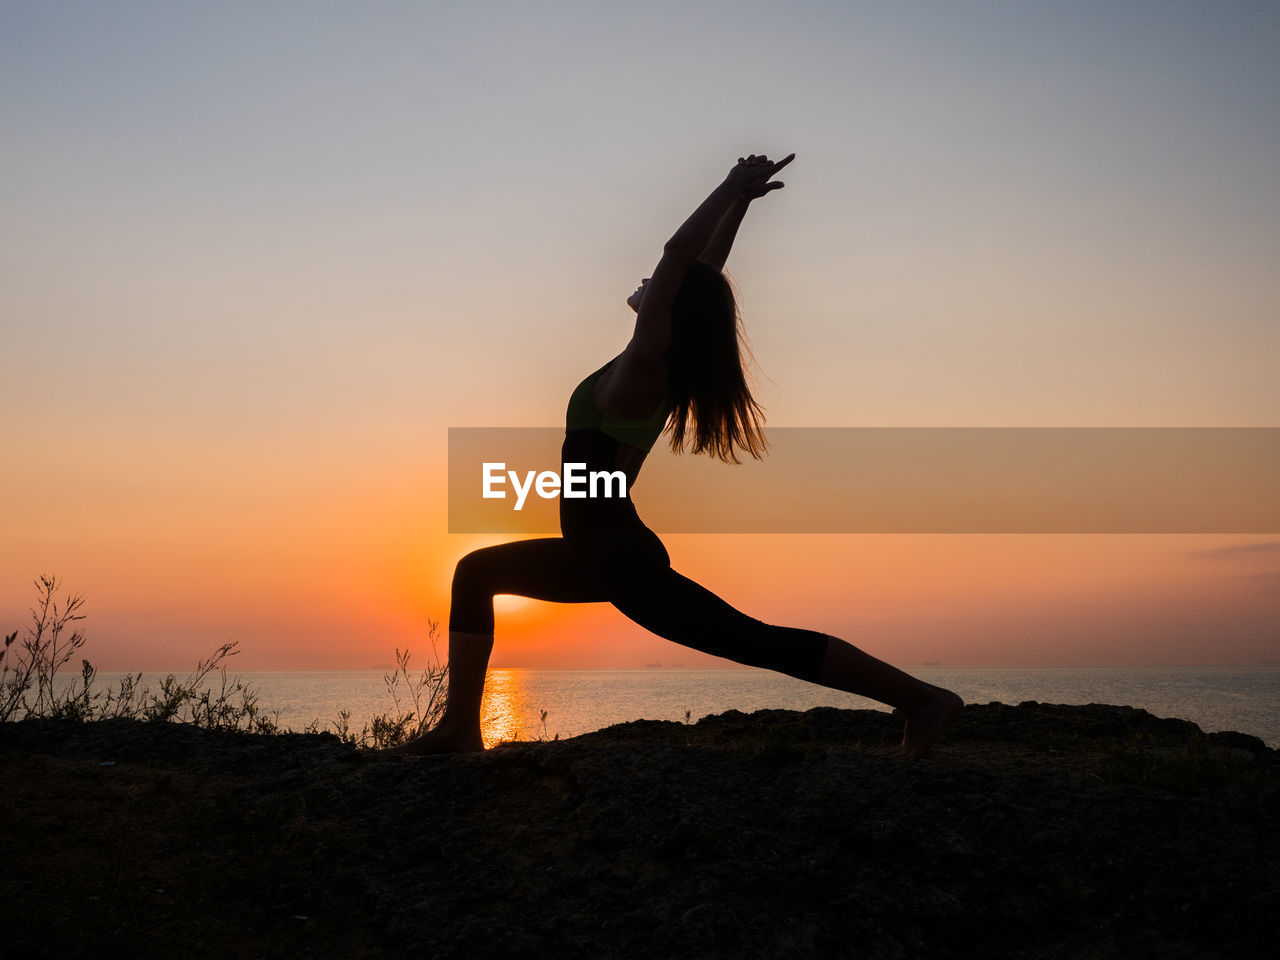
[452,549,491,591]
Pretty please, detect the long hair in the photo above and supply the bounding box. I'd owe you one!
[664,261,769,464]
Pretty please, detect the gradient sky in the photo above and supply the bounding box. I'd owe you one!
[2,1,1277,670]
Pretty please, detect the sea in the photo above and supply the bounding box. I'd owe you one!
[85,665,1280,749]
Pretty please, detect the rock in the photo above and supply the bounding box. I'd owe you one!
[1,704,1277,959]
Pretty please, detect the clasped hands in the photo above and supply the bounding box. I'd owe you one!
[728,152,795,199]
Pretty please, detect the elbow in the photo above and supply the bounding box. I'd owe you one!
[662,239,699,260]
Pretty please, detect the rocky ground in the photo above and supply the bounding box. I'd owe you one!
[1,702,1277,959]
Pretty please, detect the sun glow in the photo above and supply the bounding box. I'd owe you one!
[478,669,533,748]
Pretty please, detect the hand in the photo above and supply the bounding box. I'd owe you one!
[727,152,795,199]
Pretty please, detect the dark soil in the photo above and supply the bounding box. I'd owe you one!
[2,702,1277,959]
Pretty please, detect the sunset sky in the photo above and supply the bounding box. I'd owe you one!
[2,1,1277,670]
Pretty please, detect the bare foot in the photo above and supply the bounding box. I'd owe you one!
[389,718,484,755]
[895,686,964,759]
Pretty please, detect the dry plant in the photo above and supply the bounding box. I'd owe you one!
[2,575,89,721]
[1,575,276,732]
[332,619,449,749]
[4,575,448,746]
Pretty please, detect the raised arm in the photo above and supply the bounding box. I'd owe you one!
[698,156,793,271]
[698,195,752,273]
[625,153,793,366]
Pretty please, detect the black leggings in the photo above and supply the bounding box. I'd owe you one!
[449,429,831,684]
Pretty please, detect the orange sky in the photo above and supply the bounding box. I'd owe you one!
[5,450,1278,670]
[2,3,1278,670]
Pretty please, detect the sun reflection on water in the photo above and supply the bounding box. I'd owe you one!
[479,669,532,748]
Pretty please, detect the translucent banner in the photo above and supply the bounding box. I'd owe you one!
[448,427,1280,534]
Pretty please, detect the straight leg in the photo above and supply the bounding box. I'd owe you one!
[613,568,963,757]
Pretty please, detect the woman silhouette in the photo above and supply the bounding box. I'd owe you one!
[401,153,963,757]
